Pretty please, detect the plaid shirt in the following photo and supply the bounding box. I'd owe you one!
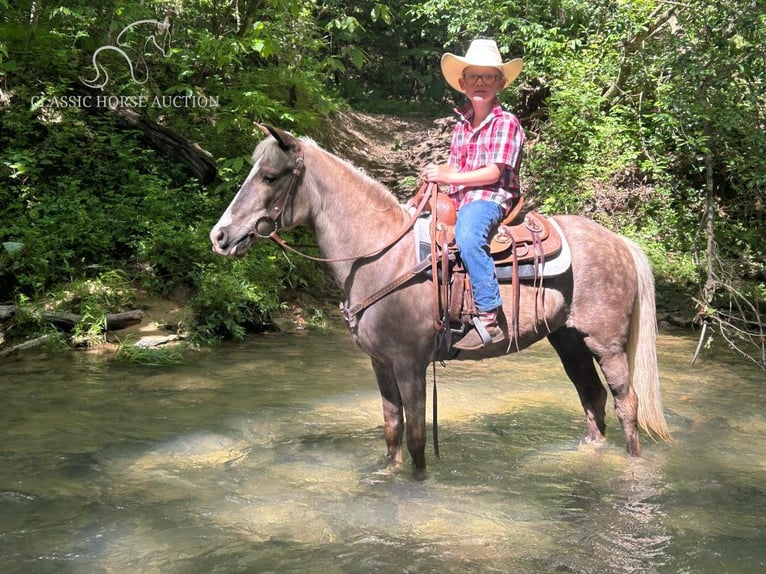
[448,102,524,210]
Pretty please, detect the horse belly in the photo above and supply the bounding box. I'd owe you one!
[504,280,569,348]
[350,282,437,366]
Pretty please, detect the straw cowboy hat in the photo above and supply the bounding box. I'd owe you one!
[441,39,523,93]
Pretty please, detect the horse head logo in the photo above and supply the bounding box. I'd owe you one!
[81,16,172,89]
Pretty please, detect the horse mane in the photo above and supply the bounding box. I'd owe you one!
[303,138,403,213]
[253,135,405,216]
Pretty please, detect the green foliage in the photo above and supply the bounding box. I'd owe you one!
[305,308,331,331]
[1,0,763,350]
[48,270,135,314]
[0,94,185,297]
[187,255,283,345]
[0,0,343,344]
[114,342,186,365]
[0,271,136,348]
[2,294,50,345]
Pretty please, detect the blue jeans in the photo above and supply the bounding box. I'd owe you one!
[454,200,504,312]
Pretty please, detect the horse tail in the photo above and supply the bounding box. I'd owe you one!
[623,237,673,442]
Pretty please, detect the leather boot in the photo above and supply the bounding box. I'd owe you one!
[453,309,506,351]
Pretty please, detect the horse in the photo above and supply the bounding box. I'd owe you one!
[210,125,671,472]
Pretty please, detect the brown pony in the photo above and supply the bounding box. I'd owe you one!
[210,126,671,472]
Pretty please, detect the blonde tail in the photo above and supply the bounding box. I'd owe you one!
[623,238,672,442]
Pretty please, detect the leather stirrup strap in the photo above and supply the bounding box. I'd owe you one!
[510,235,521,352]
[472,315,493,347]
[429,186,444,332]
[439,223,450,331]
[533,228,543,329]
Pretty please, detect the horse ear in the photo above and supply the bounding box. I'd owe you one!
[257,124,296,152]
[256,123,271,138]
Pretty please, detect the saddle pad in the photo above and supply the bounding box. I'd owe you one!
[414,215,572,281]
[496,217,571,280]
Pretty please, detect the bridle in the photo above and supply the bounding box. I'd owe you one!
[251,146,306,240]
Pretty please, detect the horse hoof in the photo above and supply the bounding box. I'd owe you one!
[582,434,606,446]
[412,467,430,482]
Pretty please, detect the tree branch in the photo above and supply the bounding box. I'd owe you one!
[601,7,677,106]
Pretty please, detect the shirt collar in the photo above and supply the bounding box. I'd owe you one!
[454,100,503,130]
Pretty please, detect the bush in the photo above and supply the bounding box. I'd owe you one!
[187,257,282,344]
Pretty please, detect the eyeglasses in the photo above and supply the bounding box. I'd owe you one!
[462,72,504,86]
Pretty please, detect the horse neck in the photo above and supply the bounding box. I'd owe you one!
[303,145,411,286]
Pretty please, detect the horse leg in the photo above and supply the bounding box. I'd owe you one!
[371,359,404,467]
[597,351,641,455]
[548,328,608,444]
[393,362,428,472]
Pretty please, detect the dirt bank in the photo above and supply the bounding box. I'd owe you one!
[316,111,452,199]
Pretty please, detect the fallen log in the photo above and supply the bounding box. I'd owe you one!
[71,84,218,184]
[0,306,143,332]
[0,334,54,358]
[133,334,184,348]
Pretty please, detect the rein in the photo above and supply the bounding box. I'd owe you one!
[249,140,433,266]
[250,147,438,323]
[265,182,435,266]
[268,182,437,324]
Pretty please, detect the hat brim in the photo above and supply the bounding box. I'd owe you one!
[441,54,523,94]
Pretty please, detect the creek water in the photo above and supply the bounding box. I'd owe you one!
[0,327,764,573]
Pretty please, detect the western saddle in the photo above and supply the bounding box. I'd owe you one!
[407,183,563,352]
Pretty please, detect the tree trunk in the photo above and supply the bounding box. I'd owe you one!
[109,106,217,184]
[702,150,717,302]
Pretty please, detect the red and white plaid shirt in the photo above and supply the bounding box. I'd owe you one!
[447,102,525,211]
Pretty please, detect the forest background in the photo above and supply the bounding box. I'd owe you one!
[0,0,764,364]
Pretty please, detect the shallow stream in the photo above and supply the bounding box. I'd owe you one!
[1,328,764,573]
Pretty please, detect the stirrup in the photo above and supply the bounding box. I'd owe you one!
[472,315,495,347]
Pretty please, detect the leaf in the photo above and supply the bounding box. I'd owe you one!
[3,242,24,254]
[348,47,367,69]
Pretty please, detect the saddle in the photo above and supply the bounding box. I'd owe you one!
[408,186,567,354]
[412,192,563,272]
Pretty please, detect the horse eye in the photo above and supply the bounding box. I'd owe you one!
[261,173,277,184]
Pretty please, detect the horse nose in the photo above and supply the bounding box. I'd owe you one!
[211,227,230,252]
